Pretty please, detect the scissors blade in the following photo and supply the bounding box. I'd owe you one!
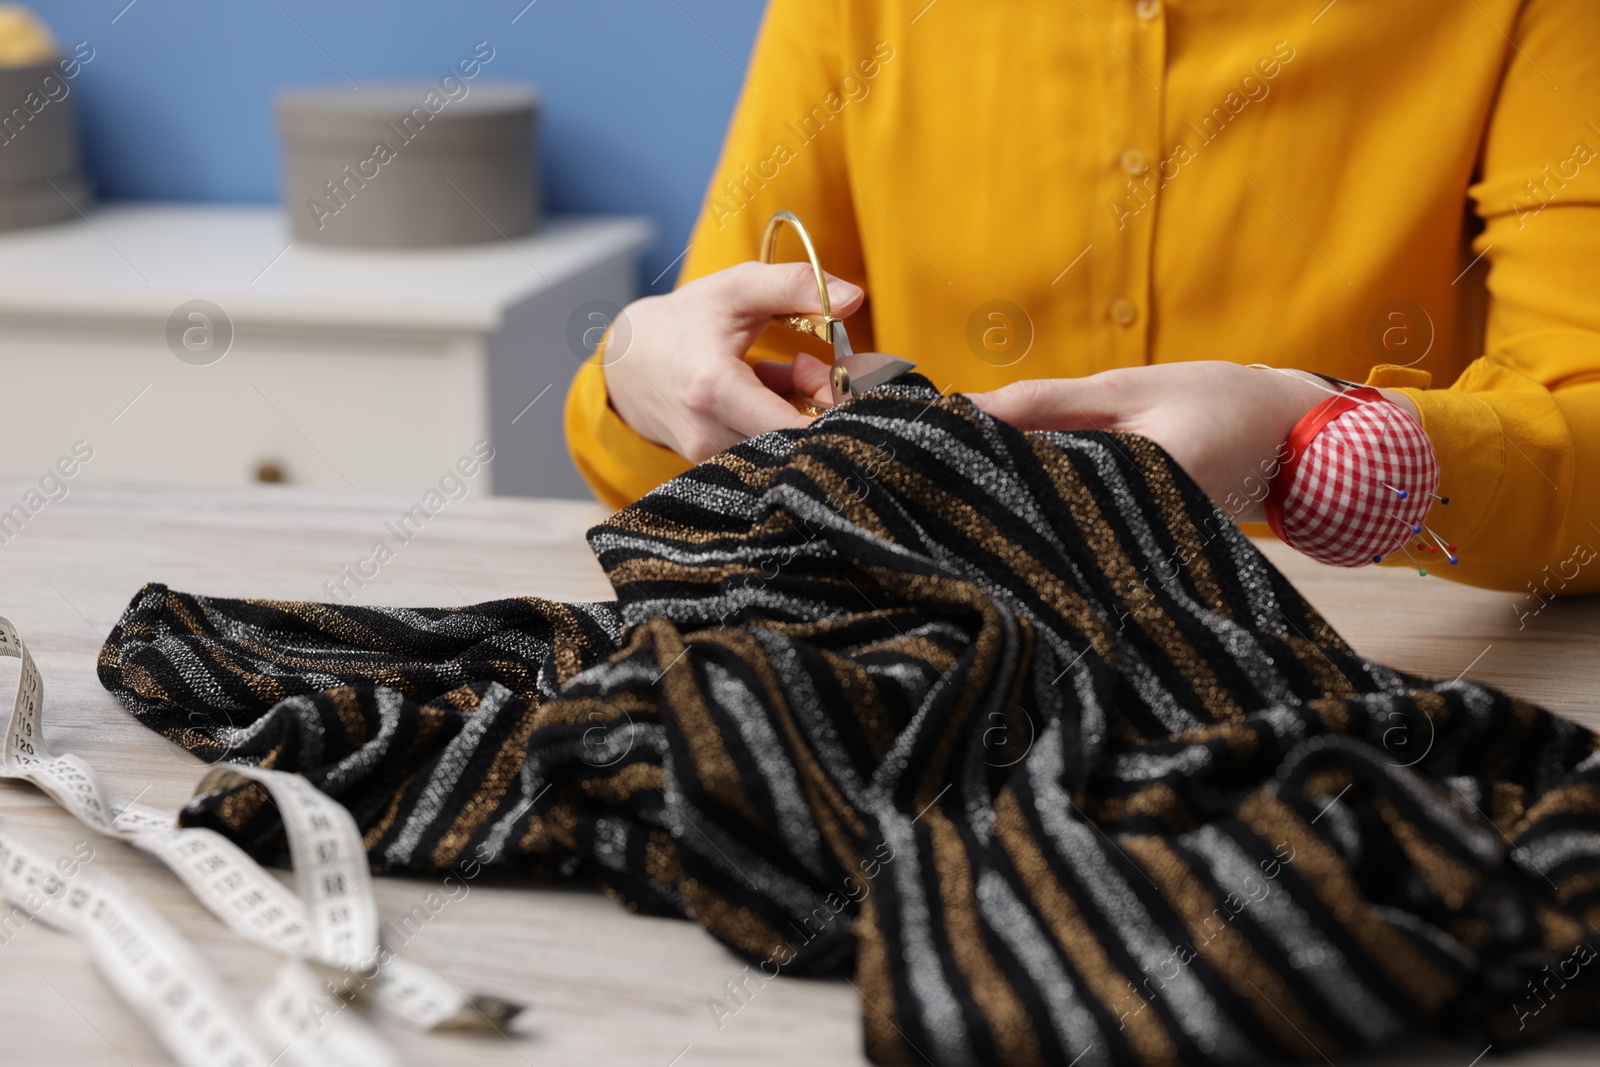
[838,351,916,393]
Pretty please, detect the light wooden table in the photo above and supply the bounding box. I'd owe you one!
[0,478,1595,1067]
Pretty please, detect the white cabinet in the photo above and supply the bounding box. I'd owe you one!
[0,205,653,499]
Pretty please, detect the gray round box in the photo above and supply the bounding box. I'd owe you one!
[277,82,539,248]
[0,60,91,231]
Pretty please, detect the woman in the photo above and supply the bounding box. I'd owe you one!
[565,0,1600,595]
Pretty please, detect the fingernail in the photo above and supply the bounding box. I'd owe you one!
[826,279,862,305]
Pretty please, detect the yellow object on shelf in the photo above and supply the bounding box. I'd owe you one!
[0,4,56,67]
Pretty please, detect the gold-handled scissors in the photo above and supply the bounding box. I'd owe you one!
[760,210,915,417]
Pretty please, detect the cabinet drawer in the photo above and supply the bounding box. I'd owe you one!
[0,323,487,491]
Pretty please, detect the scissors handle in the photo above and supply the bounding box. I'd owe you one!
[773,311,840,343]
[760,211,858,410]
[760,210,834,318]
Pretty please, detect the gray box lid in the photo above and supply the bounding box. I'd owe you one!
[277,82,538,153]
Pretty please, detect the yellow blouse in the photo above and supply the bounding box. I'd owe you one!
[566,0,1600,596]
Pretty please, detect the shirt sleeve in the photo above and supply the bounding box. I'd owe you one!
[1379,0,1600,594]
[564,0,866,508]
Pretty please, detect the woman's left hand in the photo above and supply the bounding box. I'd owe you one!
[968,361,1355,524]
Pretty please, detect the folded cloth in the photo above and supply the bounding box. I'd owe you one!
[99,376,1600,1066]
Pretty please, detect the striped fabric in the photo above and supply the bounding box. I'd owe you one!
[100,377,1600,1066]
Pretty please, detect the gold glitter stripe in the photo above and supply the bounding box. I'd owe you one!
[1240,792,1456,1010]
[1030,437,1241,725]
[1121,835,1337,1059]
[642,621,752,817]
[995,790,1180,1065]
[927,809,1045,1066]
[429,699,546,867]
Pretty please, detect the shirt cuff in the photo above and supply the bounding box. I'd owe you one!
[1376,357,1572,589]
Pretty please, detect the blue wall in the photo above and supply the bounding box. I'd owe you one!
[26,0,764,291]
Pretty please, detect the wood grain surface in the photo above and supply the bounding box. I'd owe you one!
[0,478,1594,1067]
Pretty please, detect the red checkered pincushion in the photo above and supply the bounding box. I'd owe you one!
[1265,386,1441,569]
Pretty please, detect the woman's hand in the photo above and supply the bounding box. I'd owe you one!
[969,362,1348,523]
[603,262,864,463]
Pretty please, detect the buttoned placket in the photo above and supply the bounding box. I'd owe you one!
[1091,0,1165,370]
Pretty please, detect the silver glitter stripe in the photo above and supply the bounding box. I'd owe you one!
[320,685,406,795]
[652,481,776,523]
[868,663,949,799]
[1534,716,1586,792]
[622,589,850,631]
[1186,825,1403,1044]
[570,654,671,690]
[287,694,327,767]
[1355,654,1409,693]
[755,629,869,809]
[506,726,671,866]
[200,690,328,765]
[957,609,1024,847]
[1112,742,1218,783]
[154,635,253,711]
[976,867,1110,1067]
[1065,642,1110,768]
[1377,760,1499,864]
[869,659,947,693]
[1517,831,1600,874]
[660,786,827,920]
[577,718,652,769]
[1028,719,1256,1061]
[1315,795,1362,859]
[588,530,839,568]
[1107,641,1207,735]
[738,429,799,458]
[702,660,825,878]
[875,810,978,1065]
[1367,904,1475,969]
[766,483,935,570]
[363,603,497,637]
[839,414,1086,561]
[593,816,631,873]
[572,598,625,637]
[1069,438,1294,713]
[1218,513,1281,634]
[1254,704,1313,746]
[385,683,515,865]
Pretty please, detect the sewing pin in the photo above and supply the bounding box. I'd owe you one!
[1398,543,1428,577]
[1389,513,1423,535]
[1423,525,1458,565]
[1382,483,1409,500]
[1427,492,1450,505]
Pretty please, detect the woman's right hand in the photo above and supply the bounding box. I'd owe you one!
[602,261,865,463]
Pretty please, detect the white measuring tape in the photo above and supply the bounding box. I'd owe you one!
[0,615,524,1067]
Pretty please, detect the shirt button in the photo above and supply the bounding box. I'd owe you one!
[1119,149,1148,175]
[1134,0,1161,21]
[1110,299,1139,327]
